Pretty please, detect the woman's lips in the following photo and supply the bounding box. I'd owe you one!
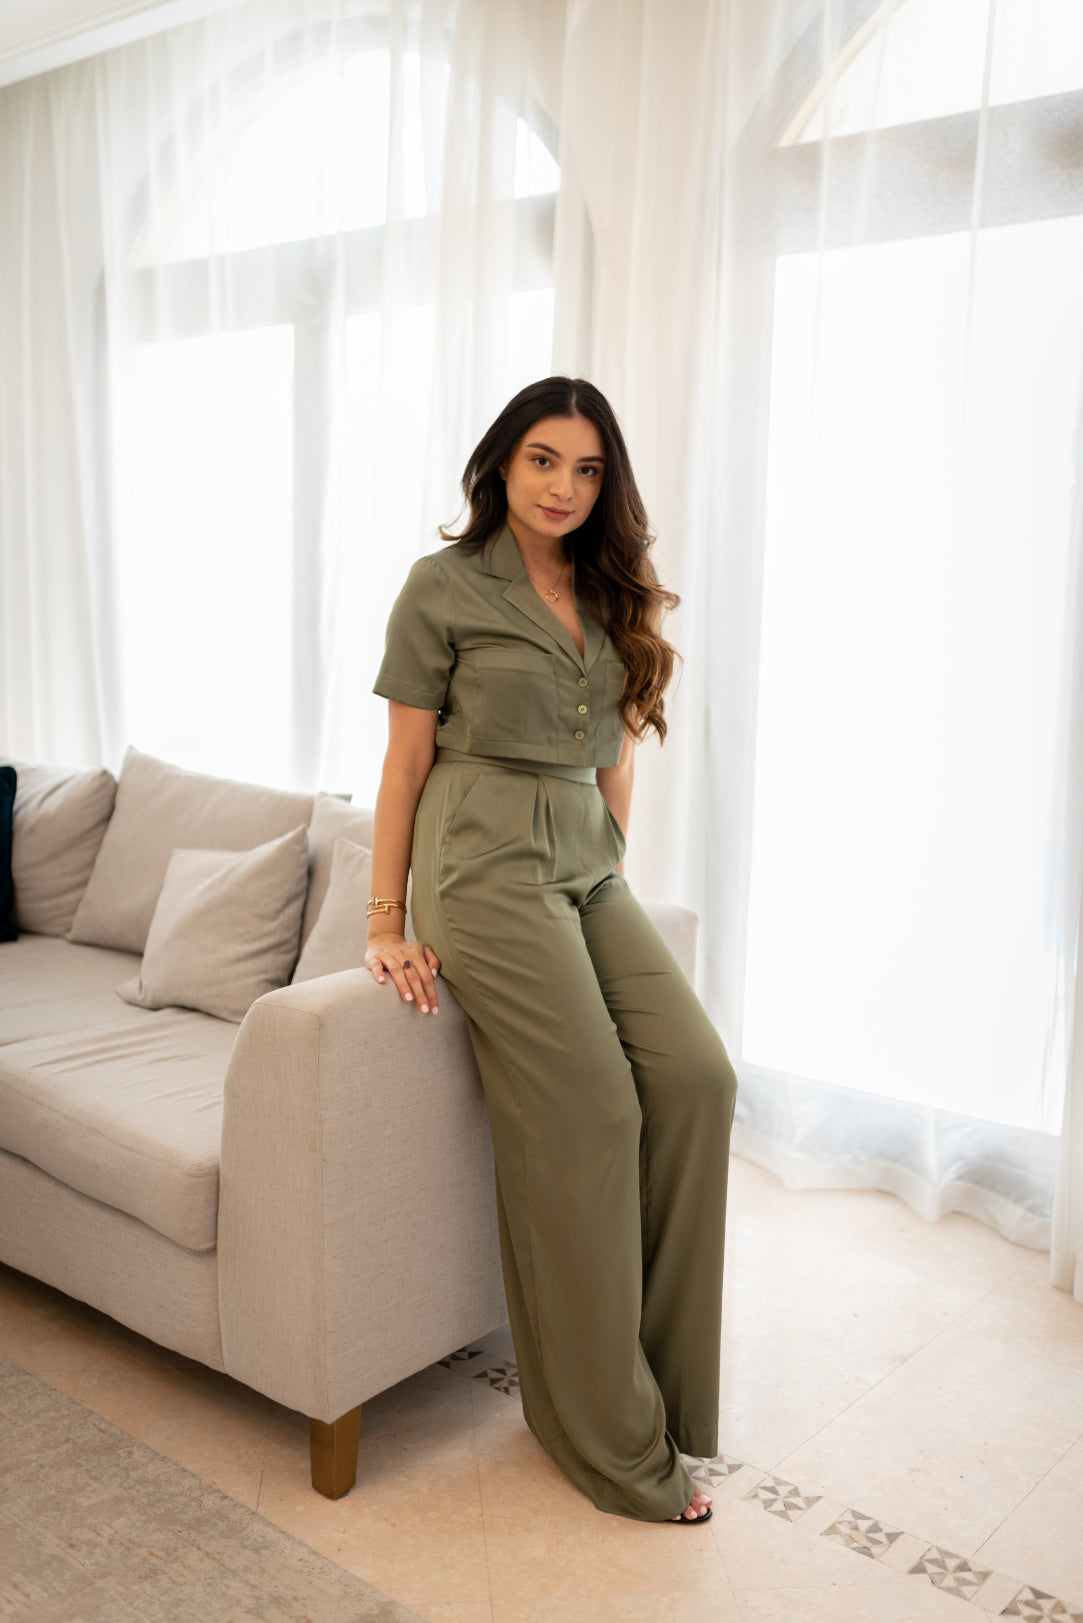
[540,506,571,519]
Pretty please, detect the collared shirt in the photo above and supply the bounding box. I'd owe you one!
[372,521,628,767]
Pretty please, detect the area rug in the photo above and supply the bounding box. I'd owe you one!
[0,1354,426,1623]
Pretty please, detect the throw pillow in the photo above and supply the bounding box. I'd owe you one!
[0,765,16,942]
[292,838,372,983]
[0,758,117,937]
[69,745,314,955]
[300,792,373,948]
[115,824,309,1023]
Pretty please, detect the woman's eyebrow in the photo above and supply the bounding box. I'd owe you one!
[525,441,605,463]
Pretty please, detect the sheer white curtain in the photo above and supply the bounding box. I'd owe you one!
[554,0,1083,1274]
[0,0,564,802]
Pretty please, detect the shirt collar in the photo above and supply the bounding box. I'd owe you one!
[481,520,526,580]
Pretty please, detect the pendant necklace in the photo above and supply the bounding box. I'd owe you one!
[532,555,569,604]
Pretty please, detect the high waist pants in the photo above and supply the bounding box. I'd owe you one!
[410,752,738,1522]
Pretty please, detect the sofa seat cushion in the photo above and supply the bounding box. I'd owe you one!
[0,934,147,1044]
[0,1009,235,1251]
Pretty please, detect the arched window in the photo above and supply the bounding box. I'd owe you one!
[109,10,560,797]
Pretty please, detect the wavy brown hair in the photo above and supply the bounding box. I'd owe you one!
[440,376,681,742]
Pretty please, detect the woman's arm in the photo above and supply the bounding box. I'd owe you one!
[596,730,636,871]
[364,699,441,1013]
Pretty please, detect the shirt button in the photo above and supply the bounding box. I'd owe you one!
[574,730,585,741]
[578,676,588,687]
[577,703,588,714]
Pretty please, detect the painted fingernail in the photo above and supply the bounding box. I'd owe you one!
[405,993,413,1001]
[420,1004,429,1013]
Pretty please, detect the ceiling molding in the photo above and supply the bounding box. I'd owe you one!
[0,0,251,87]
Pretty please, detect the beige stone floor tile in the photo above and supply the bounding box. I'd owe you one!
[718,1205,1039,1472]
[937,1246,1083,1372]
[733,1570,980,1621]
[725,1159,903,1265]
[256,1368,492,1613]
[708,1492,901,1593]
[0,1267,105,1377]
[416,1605,495,1623]
[491,1593,740,1622]
[972,1430,1083,1611]
[473,1412,729,1604]
[774,1329,1083,1555]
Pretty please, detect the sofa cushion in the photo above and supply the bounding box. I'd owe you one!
[0,766,15,942]
[0,758,117,937]
[0,935,147,1045]
[116,826,309,1023]
[300,793,374,948]
[292,838,371,983]
[0,1009,234,1251]
[67,746,314,954]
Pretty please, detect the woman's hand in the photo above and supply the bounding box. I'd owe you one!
[365,932,441,1015]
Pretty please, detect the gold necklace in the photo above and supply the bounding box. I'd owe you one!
[529,555,569,604]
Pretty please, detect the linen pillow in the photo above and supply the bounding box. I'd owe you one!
[115,825,309,1024]
[0,765,16,942]
[300,792,374,948]
[292,838,372,983]
[0,758,117,937]
[69,745,315,955]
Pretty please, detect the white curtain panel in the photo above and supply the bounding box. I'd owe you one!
[553,0,1083,1279]
[0,0,564,795]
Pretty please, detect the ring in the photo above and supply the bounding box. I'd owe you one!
[403,959,411,968]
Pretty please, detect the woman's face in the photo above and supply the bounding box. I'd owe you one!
[499,414,605,548]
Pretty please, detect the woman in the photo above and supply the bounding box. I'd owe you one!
[366,375,737,1524]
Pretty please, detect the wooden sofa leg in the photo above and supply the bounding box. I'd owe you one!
[309,1405,362,1499]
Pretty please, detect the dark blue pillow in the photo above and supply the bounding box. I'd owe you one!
[0,764,16,942]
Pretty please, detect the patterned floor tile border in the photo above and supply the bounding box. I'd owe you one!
[440,1340,1083,1621]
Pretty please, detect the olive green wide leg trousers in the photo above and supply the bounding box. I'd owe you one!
[410,754,738,1523]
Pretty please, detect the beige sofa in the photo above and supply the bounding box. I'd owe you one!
[0,745,699,1497]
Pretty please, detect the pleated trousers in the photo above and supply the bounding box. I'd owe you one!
[410,751,738,1522]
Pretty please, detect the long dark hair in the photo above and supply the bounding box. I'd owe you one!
[439,376,680,742]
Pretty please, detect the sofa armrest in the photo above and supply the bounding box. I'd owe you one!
[639,897,699,986]
[217,968,505,1424]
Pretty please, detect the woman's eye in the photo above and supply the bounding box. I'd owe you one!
[579,466,599,478]
[532,455,551,467]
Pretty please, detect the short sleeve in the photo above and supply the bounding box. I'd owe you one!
[372,554,456,709]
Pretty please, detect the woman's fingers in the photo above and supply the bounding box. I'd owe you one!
[402,955,439,1014]
[366,944,439,1013]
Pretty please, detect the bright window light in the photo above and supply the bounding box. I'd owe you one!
[743,215,1083,1131]
[117,325,294,781]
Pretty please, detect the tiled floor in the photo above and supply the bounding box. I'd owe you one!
[2,1155,1082,1623]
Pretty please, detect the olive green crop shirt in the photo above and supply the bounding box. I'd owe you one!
[372,521,628,768]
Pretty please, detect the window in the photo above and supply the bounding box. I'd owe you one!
[733,0,1083,1135]
[113,16,559,797]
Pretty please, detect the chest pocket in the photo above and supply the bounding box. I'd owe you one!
[464,645,560,747]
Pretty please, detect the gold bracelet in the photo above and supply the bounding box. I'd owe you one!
[366,896,408,917]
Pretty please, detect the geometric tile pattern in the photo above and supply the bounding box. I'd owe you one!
[1000,1585,1083,1620]
[822,1506,906,1558]
[685,1452,745,1487]
[472,1360,520,1394]
[742,1472,822,1520]
[436,1345,486,1370]
[435,1337,1083,1620]
[909,1544,994,1601]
